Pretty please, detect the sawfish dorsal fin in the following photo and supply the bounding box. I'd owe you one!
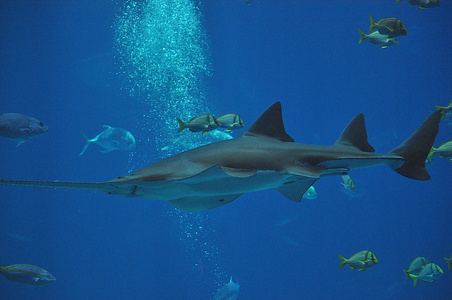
[243,102,294,142]
[335,113,375,152]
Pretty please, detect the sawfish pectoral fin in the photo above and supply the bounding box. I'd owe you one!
[168,194,243,212]
[275,178,318,202]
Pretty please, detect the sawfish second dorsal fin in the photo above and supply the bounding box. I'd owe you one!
[243,102,294,142]
[335,113,375,152]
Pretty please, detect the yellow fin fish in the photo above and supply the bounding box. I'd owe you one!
[177,113,220,134]
[444,255,452,271]
[339,250,378,271]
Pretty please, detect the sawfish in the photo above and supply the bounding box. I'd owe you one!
[0,102,442,212]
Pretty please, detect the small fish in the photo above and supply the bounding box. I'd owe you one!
[302,185,317,200]
[216,114,245,132]
[340,175,356,192]
[339,250,378,271]
[369,15,407,37]
[0,264,56,285]
[404,257,430,280]
[177,113,220,135]
[213,276,240,300]
[0,113,48,147]
[80,125,136,155]
[434,100,452,120]
[409,262,443,287]
[444,255,452,271]
[427,141,452,162]
[358,29,398,48]
[207,130,233,140]
[396,0,440,9]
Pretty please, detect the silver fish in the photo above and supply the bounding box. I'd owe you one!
[358,29,399,48]
[213,276,240,300]
[0,113,48,147]
[0,264,56,285]
[80,125,136,155]
[396,0,440,9]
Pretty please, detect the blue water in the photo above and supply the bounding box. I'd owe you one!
[1,1,451,299]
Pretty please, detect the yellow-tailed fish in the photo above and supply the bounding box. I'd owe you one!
[341,175,356,192]
[177,113,220,135]
[403,257,430,280]
[216,114,245,132]
[435,100,452,120]
[409,262,443,287]
[444,255,452,271]
[428,141,452,162]
[369,15,407,37]
[358,28,398,49]
[339,250,378,271]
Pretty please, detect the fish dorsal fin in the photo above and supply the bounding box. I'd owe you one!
[243,102,294,142]
[335,113,375,152]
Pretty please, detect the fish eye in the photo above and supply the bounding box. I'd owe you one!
[39,122,44,126]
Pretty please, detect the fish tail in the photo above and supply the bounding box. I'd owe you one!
[389,109,442,180]
[434,102,450,120]
[434,105,445,119]
[445,257,452,271]
[339,254,347,269]
[426,147,436,162]
[176,118,186,133]
[369,15,376,32]
[413,277,419,287]
[403,269,410,281]
[79,133,91,156]
[357,28,366,44]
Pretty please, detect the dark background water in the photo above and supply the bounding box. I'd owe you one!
[1,1,451,299]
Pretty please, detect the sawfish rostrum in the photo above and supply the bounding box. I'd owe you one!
[0,102,442,212]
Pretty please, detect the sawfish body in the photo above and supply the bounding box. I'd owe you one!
[0,102,442,212]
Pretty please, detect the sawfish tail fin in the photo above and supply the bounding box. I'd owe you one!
[79,133,92,156]
[389,109,442,180]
